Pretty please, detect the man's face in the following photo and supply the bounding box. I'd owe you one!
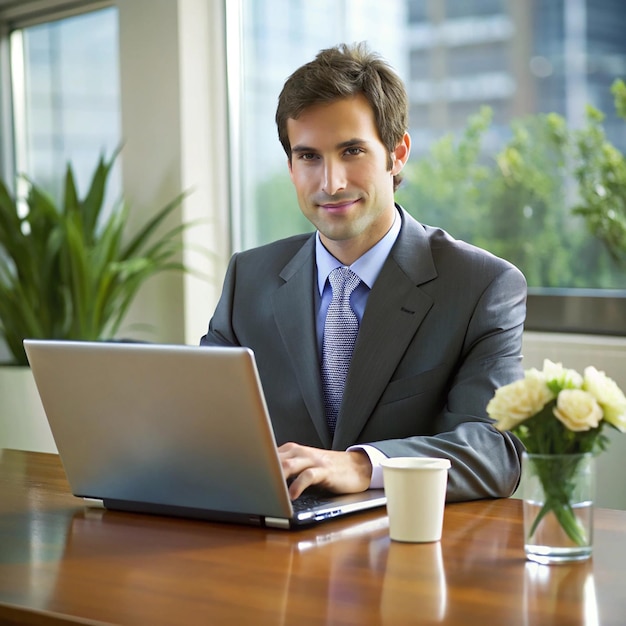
[287,94,410,264]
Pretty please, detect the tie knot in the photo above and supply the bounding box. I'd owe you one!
[328,267,361,297]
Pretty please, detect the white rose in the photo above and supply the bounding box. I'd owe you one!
[553,389,602,432]
[542,359,583,389]
[583,366,626,432]
[487,373,554,431]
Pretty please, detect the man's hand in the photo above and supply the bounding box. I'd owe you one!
[277,442,373,500]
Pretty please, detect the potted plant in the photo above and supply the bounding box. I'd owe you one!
[0,150,192,451]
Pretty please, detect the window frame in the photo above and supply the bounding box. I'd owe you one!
[0,0,114,188]
[526,290,626,336]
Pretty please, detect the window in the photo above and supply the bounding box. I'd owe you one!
[446,42,508,75]
[1,2,120,203]
[232,0,408,251]
[0,1,121,361]
[5,4,120,206]
[229,0,626,335]
[446,0,506,19]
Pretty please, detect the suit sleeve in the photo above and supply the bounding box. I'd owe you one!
[369,264,527,502]
[200,254,241,348]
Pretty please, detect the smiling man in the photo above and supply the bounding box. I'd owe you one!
[201,43,527,503]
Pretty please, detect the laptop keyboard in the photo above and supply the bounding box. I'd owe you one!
[291,490,333,512]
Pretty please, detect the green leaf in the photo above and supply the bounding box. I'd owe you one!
[0,150,195,365]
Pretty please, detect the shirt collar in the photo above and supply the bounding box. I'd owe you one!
[315,207,401,296]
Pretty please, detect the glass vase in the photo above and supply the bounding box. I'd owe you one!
[521,452,594,565]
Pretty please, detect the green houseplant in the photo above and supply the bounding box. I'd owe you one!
[0,151,191,366]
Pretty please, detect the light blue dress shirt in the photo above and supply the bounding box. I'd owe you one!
[315,208,401,354]
[314,208,401,488]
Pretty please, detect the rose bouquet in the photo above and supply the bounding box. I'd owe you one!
[487,360,626,547]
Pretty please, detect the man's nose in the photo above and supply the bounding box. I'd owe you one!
[322,160,347,196]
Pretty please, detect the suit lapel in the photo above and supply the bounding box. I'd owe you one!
[272,236,332,448]
[269,211,438,451]
[333,210,437,449]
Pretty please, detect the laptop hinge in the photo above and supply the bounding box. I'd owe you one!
[264,516,291,529]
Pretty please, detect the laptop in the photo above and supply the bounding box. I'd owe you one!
[23,339,386,529]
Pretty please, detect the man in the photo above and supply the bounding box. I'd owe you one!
[201,43,526,503]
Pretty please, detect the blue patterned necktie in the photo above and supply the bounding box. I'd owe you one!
[321,267,361,434]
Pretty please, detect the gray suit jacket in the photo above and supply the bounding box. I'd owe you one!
[201,207,527,501]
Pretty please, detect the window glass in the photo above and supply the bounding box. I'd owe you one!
[233,0,626,298]
[236,0,407,250]
[10,6,120,205]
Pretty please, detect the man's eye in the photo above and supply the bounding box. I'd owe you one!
[299,153,318,161]
[345,147,364,156]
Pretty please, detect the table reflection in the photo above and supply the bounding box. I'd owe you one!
[523,561,599,626]
[380,541,447,623]
[272,516,448,624]
[269,516,390,625]
[2,479,618,626]
[0,454,78,614]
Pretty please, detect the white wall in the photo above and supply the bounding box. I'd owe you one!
[116,0,230,346]
[522,332,626,510]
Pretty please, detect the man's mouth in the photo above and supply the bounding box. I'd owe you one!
[318,198,360,211]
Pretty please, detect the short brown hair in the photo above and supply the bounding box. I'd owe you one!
[275,42,409,190]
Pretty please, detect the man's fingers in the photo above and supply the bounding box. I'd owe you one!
[278,442,315,480]
[286,466,321,500]
[277,442,372,498]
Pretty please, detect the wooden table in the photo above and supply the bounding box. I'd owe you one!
[1,450,624,625]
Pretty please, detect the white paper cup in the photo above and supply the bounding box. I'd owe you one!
[381,457,451,543]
